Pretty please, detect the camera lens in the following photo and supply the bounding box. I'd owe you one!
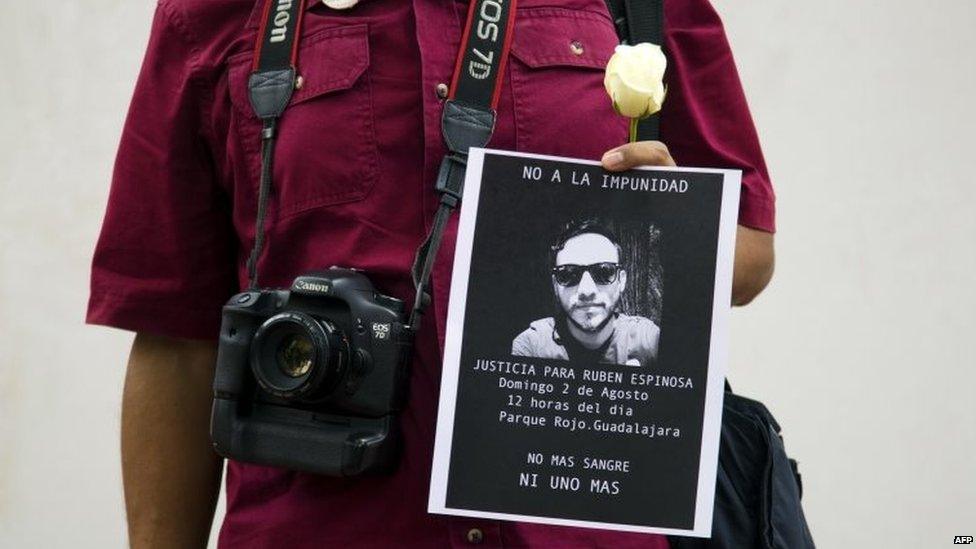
[250,312,349,401]
[277,334,314,378]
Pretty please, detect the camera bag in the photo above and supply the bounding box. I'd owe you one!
[602,0,816,546]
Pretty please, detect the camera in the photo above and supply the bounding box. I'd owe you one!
[210,268,413,476]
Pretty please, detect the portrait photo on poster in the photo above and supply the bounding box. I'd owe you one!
[430,148,741,537]
[510,215,664,368]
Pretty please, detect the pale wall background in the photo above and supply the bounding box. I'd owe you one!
[1,0,973,547]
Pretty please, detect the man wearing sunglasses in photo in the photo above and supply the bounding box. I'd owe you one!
[512,218,659,366]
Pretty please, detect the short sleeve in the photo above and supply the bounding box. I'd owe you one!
[635,317,660,363]
[661,0,776,232]
[86,2,237,340]
[512,329,535,357]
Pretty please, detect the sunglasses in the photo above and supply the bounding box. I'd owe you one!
[551,262,621,287]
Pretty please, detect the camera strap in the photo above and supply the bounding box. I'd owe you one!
[243,0,516,328]
[408,0,517,327]
[244,0,306,289]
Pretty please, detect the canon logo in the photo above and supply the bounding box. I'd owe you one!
[268,0,294,44]
[296,280,330,293]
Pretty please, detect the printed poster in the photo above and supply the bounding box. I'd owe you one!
[429,148,741,537]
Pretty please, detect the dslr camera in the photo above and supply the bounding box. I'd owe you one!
[210,268,412,476]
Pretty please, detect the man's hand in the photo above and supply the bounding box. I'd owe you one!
[602,141,775,306]
[601,140,676,170]
[122,333,223,549]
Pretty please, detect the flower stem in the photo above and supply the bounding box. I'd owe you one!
[629,117,639,143]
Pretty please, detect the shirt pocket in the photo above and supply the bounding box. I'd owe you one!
[227,24,379,219]
[509,8,627,158]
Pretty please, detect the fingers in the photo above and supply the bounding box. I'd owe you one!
[601,141,676,171]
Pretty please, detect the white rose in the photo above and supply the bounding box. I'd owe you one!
[604,43,667,119]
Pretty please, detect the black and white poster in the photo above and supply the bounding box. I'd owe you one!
[429,148,740,537]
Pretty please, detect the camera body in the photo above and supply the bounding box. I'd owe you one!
[210,268,412,476]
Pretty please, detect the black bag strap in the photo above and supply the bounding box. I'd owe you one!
[604,0,664,142]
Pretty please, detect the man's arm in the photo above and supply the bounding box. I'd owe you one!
[730,225,774,306]
[121,333,223,549]
[602,141,775,306]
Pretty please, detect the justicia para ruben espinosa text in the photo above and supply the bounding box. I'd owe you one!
[473,358,694,389]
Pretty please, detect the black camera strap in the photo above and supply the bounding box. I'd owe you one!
[408,0,517,328]
[245,0,306,289]
[243,0,517,328]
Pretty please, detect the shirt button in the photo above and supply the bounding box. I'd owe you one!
[436,82,450,99]
[466,528,484,544]
[570,40,584,56]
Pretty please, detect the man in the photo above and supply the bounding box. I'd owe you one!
[88,0,775,547]
[512,218,660,366]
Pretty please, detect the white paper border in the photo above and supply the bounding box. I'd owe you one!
[428,148,742,538]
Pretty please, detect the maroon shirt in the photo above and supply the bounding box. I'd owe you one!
[88,0,775,547]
